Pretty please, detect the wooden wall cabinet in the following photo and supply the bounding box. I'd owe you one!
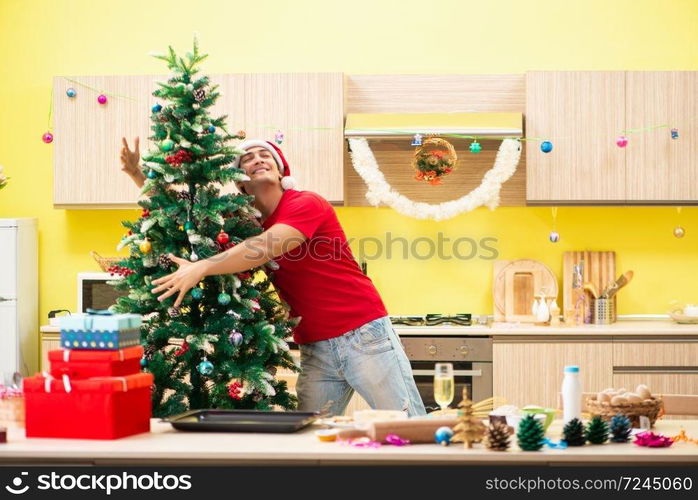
[625,72,698,201]
[526,71,698,204]
[526,71,626,203]
[53,73,344,208]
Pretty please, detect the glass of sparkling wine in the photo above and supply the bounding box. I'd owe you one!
[433,362,455,411]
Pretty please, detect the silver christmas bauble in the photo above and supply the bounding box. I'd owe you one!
[549,231,560,243]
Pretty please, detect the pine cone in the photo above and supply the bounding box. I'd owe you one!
[194,88,206,102]
[562,417,586,446]
[516,414,545,451]
[159,254,173,269]
[585,415,609,444]
[610,413,632,443]
[485,421,511,451]
[176,191,192,201]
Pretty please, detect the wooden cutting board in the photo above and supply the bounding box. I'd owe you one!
[562,251,616,319]
[493,259,558,322]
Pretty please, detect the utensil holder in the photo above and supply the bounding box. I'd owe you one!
[591,297,616,324]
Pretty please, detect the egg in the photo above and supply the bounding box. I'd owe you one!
[636,384,652,400]
[616,388,627,394]
[602,387,616,393]
[625,393,642,404]
[597,392,611,403]
[611,395,628,405]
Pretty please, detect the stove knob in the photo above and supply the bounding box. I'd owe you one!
[427,345,437,356]
[459,345,470,356]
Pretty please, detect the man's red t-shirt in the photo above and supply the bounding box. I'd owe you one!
[261,189,388,344]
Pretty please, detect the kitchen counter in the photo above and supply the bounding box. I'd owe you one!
[1,419,697,465]
[394,320,698,338]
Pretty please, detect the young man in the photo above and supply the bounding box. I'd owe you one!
[120,137,426,417]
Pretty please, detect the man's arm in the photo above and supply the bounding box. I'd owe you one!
[201,223,305,276]
[151,223,307,307]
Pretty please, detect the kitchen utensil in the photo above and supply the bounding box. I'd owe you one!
[602,270,634,298]
[583,282,599,299]
[493,259,558,322]
[591,298,617,324]
[563,251,616,321]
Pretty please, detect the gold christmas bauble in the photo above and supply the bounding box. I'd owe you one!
[673,226,686,238]
[139,240,152,253]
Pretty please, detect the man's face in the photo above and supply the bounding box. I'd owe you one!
[237,146,282,192]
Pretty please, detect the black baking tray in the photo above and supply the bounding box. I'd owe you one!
[166,409,320,433]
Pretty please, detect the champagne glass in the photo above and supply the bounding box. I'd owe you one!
[433,362,455,411]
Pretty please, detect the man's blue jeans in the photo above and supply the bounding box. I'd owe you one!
[296,316,426,417]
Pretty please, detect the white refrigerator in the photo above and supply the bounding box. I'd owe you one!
[0,218,38,378]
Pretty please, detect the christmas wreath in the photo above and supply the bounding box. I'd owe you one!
[412,137,457,185]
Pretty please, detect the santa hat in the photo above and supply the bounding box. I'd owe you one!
[232,140,297,190]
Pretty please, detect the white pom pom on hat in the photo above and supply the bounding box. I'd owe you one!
[232,140,297,190]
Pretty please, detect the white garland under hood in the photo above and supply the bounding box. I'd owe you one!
[347,137,522,221]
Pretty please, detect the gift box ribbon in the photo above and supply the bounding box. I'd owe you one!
[40,373,129,393]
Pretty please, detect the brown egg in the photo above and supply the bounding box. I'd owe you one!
[636,384,652,400]
[625,393,642,404]
[611,395,628,405]
[597,392,611,403]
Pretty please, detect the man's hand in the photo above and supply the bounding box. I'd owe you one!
[120,137,146,188]
[151,254,208,308]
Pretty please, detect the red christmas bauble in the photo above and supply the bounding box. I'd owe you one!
[217,231,230,244]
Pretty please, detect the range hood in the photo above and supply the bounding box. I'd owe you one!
[344,112,523,138]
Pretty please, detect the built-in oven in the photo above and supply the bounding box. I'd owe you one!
[400,336,493,412]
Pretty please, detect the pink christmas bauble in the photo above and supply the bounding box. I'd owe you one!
[42,132,54,144]
[97,94,108,104]
[616,136,628,148]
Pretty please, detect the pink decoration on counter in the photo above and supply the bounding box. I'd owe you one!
[634,431,673,448]
[347,437,381,448]
[384,433,410,446]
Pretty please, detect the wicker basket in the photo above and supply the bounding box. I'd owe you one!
[91,251,123,272]
[586,395,664,428]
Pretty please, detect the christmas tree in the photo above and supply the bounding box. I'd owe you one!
[561,417,586,446]
[451,387,485,449]
[112,39,299,417]
[516,414,545,451]
[585,415,609,444]
[609,413,632,443]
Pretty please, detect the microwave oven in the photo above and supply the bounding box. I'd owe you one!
[77,272,128,313]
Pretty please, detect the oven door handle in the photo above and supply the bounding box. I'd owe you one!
[411,369,482,377]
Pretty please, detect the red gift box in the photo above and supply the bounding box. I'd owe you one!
[24,373,153,440]
[48,346,143,378]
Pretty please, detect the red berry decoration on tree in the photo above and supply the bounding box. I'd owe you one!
[237,272,252,281]
[142,209,150,218]
[174,341,190,357]
[228,381,243,400]
[165,149,193,166]
[107,265,135,277]
[216,231,230,245]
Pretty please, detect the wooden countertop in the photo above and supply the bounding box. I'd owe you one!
[1,419,697,465]
[394,320,698,338]
[42,320,698,338]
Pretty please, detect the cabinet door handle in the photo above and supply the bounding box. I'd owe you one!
[411,369,482,377]
[614,366,698,374]
[0,296,14,302]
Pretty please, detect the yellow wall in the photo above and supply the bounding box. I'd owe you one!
[0,0,697,322]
